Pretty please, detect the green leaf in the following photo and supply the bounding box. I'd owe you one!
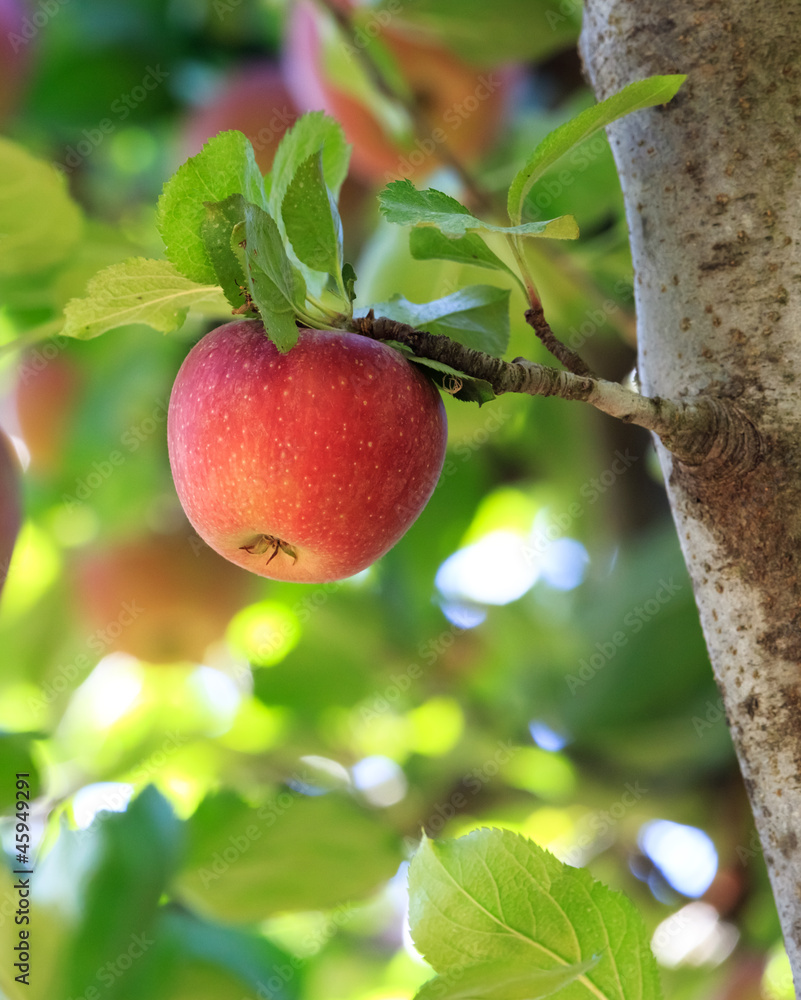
[202,195,252,312]
[281,150,344,281]
[63,787,183,1000]
[119,909,301,1000]
[508,75,686,225]
[409,227,517,280]
[61,258,231,340]
[234,202,307,352]
[172,790,402,922]
[380,180,578,240]
[0,735,41,811]
[157,130,266,284]
[409,829,663,1000]
[414,957,600,1000]
[342,262,357,303]
[365,285,510,357]
[0,136,83,276]
[268,112,351,225]
[383,342,495,405]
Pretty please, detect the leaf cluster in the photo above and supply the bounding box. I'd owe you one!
[16,73,686,405]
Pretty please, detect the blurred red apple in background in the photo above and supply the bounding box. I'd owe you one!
[0,428,22,597]
[283,0,517,184]
[181,63,298,173]
[15,352,83,477]
[168,321,447,583]
[0,0,31,123]
[73,529,255,663]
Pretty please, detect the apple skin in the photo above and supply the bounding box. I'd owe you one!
[0,429,22,596]
[167,321,447,583]
[283,0,517,185]
[73,530,254,664]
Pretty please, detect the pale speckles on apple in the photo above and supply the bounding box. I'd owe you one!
[168,321,448,582]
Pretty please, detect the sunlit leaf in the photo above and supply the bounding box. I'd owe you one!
[61,258,230,339]
[508,76,686,225]
[414,956,599,1000]
[409,829,662,1000]
[157,130,266,284]
[380,180,578,240]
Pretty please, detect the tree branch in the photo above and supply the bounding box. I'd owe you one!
[348,311,763,471]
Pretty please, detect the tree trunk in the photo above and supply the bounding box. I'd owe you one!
[579,0,801,985]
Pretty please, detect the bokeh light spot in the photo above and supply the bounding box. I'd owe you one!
[226,600,300,667]
[639,819,718,897]
[436,530,538,606]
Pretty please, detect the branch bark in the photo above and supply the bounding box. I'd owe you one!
[580,0,801,982]
[350,312,762,468]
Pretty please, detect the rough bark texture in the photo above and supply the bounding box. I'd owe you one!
[580,0,801,981]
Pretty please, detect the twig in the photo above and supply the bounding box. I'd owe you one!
[349,311,763,470]
[524,304,597,378]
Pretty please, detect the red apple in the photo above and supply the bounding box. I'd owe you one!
[167,322,447,583]
[181,63,298,174]
[15,352,83,476]
[283,0,517,185]
[0,428,22,596]
[73,530,254,664]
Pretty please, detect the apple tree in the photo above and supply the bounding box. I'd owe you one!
[0,1,795,998]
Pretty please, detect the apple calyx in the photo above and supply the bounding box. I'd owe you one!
[240,534,298,565]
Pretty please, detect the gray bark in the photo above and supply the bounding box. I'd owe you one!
[580,0,801,985]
